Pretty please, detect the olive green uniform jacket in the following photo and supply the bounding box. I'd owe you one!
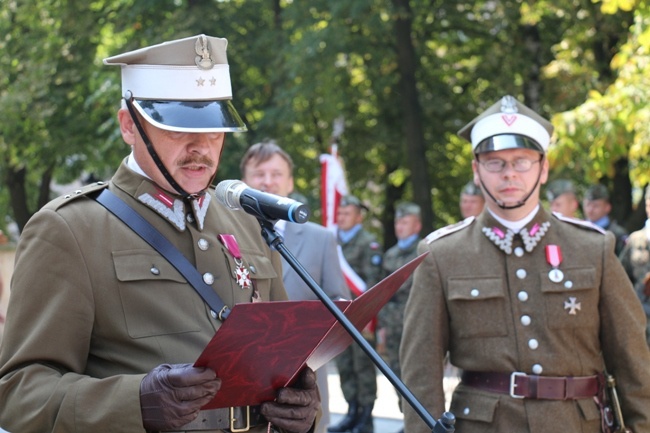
[0,162,288,433]
[400,208,650,433]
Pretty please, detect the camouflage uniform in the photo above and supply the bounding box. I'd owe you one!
[619,227,650,346]
[336,227,382,407]
[377,235,420,409]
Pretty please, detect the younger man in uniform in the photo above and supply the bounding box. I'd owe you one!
[545,179,580,218]
[400,95,650,433]
[377,202,422,428]
[328,196,382,433]
[459,181,485,219]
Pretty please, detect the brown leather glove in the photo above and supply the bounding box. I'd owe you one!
[261,367,320,433]
[140,363,221,431]
[643,272,650,297]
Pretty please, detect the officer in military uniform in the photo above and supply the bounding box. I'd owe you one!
[619,185,650,346]
[377,202,421,422]
[400,95,650,433]
[583,183,629,255]
[328,196,382,433]
[545,179,580,218]
[459,181,485,219]
[0,35,319,433]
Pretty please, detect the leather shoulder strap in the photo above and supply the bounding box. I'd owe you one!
[93,189,231,320]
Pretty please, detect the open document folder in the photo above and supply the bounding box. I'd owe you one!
[195,252,428,409]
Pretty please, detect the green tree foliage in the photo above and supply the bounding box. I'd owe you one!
[0,0,645,244]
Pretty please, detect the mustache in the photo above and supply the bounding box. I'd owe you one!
[177,155,215,168]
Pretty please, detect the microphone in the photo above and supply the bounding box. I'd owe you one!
[215,180,311,224]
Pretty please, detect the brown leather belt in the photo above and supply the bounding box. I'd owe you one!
[461,371,601,400]
[166,405,265,432]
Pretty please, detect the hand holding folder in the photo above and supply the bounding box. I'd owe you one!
[194,252,428,409]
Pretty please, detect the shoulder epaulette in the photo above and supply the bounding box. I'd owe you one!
[552,212,606,234]
[49,181,109,210]
[425,216,475,244]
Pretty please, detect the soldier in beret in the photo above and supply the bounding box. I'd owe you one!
[377,202,422,431]
[328,196,382,433]
[583,184,629,255]
[0,35,319,433]
[459,181,485,219]
[545,179,580,218]
[400,95,650,433]
[619,185,650,347]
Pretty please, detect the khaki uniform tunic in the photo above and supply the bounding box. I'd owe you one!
[0,162,288,433]
[400,208,650,433]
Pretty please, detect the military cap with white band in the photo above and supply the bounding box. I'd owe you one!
[458,95,553,154]
[104,34,246,133]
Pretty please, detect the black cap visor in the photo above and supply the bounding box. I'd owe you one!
[474,134,543,154]
[134,99,247,133]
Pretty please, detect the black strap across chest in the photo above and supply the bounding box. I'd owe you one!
[93,188,231,320]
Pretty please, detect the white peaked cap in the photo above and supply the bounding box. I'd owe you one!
[104,34,246,133]
[458,95,553,153]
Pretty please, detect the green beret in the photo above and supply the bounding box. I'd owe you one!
[461,181,483,197]
[340,195,369,211]
[584,184,610,202]
[546,179,577,202]
[395,202,421,219]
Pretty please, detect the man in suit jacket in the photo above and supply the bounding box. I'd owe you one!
[241,139,350,433]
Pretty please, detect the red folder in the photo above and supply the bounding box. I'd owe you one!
[194,252,428,409]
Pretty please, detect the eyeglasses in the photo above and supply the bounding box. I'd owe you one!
[478,157,541,173]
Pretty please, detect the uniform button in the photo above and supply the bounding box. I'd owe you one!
[521,315,531,326]
[75,189,82,194]
[516,269,527,279]
[528,339,539,350]
[564,280,573,289]
[203,272,214,285]
[150,266,160,275]
[250,265,256,274]
[210,310,218,319]
[470,289,480,297]
[518,291,529,302]
[514,247,524,257]
[532,364,543,374]
[198,239,209,251]
[463,407,470,415]
[187,214,195,223]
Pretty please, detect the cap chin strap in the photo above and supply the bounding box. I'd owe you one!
[124,91,208,199]
[477,154,545,210]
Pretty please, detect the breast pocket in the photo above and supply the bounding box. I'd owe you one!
[540,267,599,329]
[113,250,202,338]
[447,277,508,338]
[240,249,278,301]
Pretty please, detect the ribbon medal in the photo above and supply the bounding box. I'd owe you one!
[219,234,252,290]
[545,244,564,283]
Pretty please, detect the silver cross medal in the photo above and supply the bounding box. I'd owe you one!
[564,297,581,315]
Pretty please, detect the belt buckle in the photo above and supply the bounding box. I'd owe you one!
[510,372,527,399]
[230,406,251,432]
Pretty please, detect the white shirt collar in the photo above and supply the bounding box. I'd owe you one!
[488,204,540,233]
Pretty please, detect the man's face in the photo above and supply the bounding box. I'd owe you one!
[119,109,224,195]
[337,205,362,231]
[241,153,294,197]
[550,193,579,218]
[459,193,485,219]
[472,148,548,219]
[583,198,611,222]
[394,215,422,240]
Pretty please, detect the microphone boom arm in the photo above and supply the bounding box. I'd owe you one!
[256,217,455,433]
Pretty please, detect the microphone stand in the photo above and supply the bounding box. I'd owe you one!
[256,217,455,433]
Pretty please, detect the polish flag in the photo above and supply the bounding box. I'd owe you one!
[319,145,348,229]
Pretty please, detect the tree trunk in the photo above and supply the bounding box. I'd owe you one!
[6,166,31,233]
[391,0,433,232]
